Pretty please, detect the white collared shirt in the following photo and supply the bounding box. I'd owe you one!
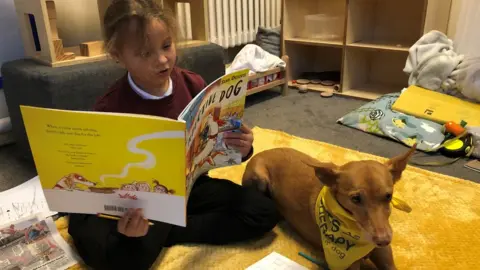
[127,72,173,100]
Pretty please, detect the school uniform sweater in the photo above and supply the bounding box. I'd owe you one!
[68,66,253,270]
[94,66,204,117]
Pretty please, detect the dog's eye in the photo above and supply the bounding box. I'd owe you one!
[385,193,392,201]
[351,195,362,204]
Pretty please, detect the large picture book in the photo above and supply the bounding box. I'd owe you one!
[20,69,250,227]
[392,85,480,126]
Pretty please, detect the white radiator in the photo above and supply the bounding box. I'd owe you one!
[175,0,282,49]
[175,2,193,41]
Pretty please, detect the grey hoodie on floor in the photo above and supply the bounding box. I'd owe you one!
[404,30,480,102]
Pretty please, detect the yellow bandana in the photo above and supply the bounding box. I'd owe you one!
[315,187,410,270]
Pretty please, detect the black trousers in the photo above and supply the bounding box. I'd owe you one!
[68,175,280,270]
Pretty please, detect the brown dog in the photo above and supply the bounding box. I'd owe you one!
[242,146,415,270]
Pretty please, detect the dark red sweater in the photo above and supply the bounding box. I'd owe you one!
[94,66,206,118]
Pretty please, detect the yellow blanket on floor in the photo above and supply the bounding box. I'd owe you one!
[58,127,480,270]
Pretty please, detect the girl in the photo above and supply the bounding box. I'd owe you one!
[68,1,280,269]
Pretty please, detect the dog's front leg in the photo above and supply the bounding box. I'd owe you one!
[347,260,361,270]
[369,246,397,270]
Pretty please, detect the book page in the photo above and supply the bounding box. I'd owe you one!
[20,106,188,226]
[0,215,80,270]
[178,69,250,196]
[0,177,57,227]
[246,252,309,270]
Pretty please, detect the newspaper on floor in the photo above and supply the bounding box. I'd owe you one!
[0,215,80,270]
[0,176,57,226]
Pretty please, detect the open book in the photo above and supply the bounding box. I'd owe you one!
[20,69,250,227]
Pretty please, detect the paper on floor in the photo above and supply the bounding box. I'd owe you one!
[0,215,80,269]
[246,252,309,270]
[0,176,57,226]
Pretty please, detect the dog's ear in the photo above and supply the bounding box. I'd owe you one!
[313,163,339,187]
[385,144,416,183]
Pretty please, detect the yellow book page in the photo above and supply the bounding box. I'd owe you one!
[392,86,480,126]
[21,106,187,226]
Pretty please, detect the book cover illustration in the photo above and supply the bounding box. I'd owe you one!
[21,107,188,226]
[179,69,250,194]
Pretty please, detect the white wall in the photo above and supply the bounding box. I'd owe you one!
[447,0,463,38]
[0,0,25,73]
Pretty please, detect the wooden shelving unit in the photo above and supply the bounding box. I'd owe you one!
[13,0,210,68]
[163,0,209,48]
[343,48,408,99]
[285,37,343,48]
[281,0,451,100]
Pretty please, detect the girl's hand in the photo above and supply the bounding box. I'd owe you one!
[117,208,149,237]
[224,124,254,158]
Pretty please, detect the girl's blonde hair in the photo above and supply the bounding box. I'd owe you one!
[102,0,178,55]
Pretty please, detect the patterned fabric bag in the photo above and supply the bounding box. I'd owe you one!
[338,93,445,152]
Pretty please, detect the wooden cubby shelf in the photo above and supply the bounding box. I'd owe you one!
[346,0,426,52]
[281,0,449,100]
[346,41,410,52]
[283,0,346,47]
[343,47,409,99]
[286,42,343,80]
[285,37,343,48]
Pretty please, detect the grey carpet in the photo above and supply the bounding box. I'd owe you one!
[243,89,479,184]
[0,88,478,192]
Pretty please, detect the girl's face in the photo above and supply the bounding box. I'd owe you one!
[117,18,176,93]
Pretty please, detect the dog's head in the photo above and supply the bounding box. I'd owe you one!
[313,145,416,247]
[70,173,96,187]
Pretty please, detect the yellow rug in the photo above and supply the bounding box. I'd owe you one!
[58,127,480,270]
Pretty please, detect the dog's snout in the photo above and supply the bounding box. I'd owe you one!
[371,227,392,247]
[373,236,391,247]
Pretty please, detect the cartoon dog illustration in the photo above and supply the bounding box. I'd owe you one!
[53,173,96,191]
[153,180,175,194]
[193,114,227,170]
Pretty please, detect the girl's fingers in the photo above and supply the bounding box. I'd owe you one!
[118,209,132,233]
[224,132,245,139]
[240,124,252,134]
[224,132,253,142]
[141,219,149,235]
[128,209,142,232]
[225,139,249,148]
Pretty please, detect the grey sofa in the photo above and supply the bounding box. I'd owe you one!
[1,42,226,161]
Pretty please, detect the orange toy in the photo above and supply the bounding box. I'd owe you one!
[444,121,466,136]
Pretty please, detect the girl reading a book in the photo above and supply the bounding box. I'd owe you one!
[68,1,280,269]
